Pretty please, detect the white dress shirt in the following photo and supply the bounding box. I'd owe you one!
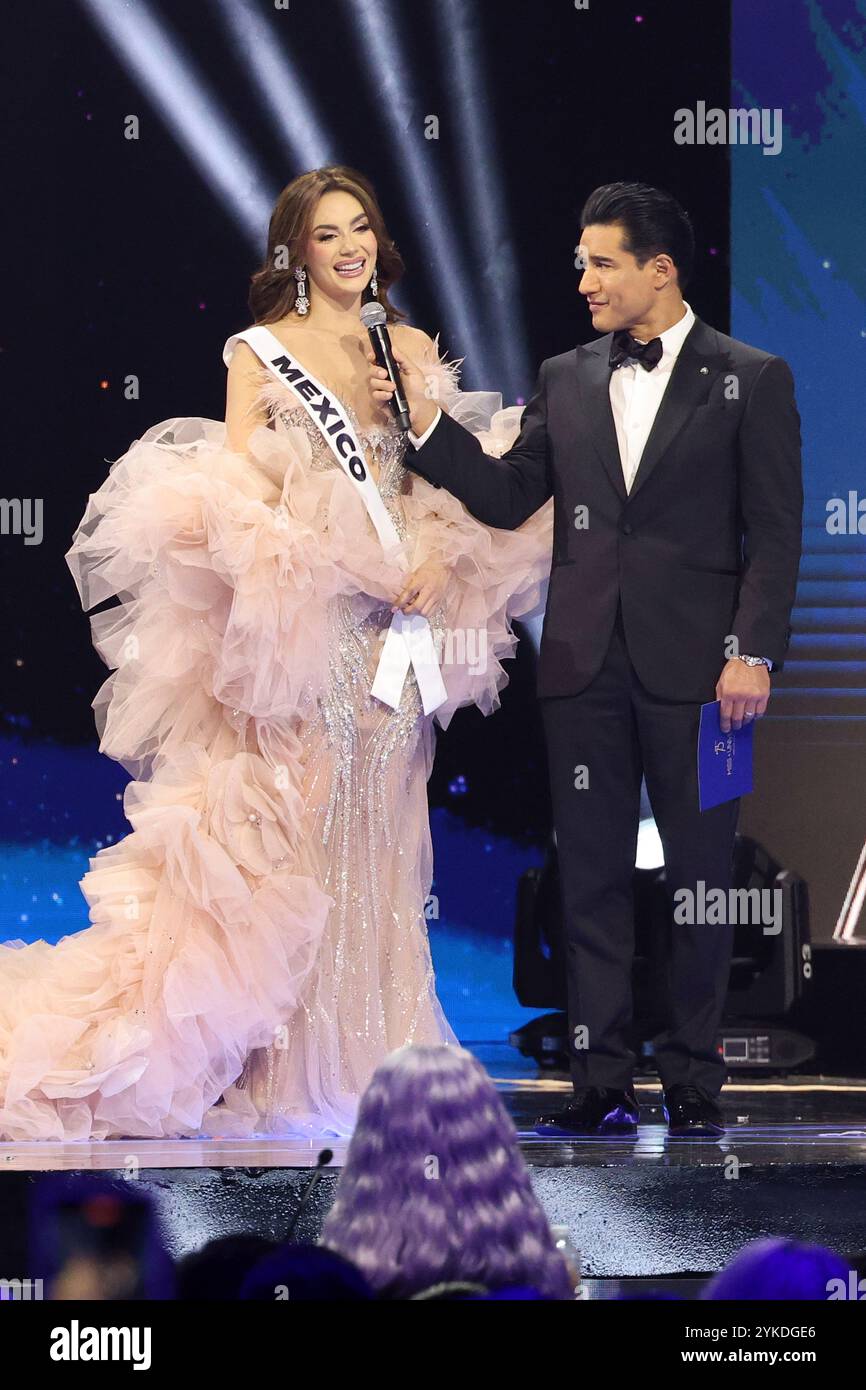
[609,300,695,493]
[408,406,443,450]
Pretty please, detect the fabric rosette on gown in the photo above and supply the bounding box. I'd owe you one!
[0,342,552,1140]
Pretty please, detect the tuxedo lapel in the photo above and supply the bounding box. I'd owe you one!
[575,339,627,502]
[573,319,727,505]
[628,318,726,500]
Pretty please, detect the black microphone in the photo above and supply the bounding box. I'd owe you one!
[360,301,412,433]
[285,1147,334,1243]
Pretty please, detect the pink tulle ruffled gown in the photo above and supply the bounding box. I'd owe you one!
[0,336,552,1140]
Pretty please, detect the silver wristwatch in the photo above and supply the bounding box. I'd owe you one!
[737,654,772,668]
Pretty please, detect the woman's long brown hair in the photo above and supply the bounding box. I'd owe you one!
[249,166,407,325]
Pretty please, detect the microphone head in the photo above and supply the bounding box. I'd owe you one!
[360,302,387,330]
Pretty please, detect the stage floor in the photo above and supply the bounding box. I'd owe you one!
[4,1045,866,1170]
[4,1047,866,1280]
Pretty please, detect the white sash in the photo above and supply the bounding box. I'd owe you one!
[223,326,448,715]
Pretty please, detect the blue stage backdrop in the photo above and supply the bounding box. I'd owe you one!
[731,0,866,939]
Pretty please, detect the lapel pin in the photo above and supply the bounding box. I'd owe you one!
[699,366,709,375]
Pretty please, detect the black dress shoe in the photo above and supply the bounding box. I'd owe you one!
[663,1083,725,1137]
[534,1086,640,1136]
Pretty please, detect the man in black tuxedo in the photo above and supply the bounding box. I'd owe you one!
[372,182,803,1137]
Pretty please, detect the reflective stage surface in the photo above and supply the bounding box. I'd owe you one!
[3,1046,866,1282]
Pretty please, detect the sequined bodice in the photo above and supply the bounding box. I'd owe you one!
[268,390,409,504]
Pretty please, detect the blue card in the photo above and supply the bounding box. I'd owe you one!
[697,700,754,811]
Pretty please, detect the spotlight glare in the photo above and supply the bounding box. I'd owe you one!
[79,0,273,243]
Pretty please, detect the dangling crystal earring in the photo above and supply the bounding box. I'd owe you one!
[294,265,309,316]
[370,264,378,298]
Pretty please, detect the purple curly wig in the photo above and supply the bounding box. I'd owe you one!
[320,1044,574,1300]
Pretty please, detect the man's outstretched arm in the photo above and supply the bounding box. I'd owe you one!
[370,344,553,531]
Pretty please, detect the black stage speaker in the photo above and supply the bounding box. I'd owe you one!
[512,833,815,1073]
[796,940,866,1076]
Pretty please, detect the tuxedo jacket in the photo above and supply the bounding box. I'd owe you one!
[407,317,804,703]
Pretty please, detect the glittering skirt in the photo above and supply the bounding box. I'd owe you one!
[215,591,458,1138]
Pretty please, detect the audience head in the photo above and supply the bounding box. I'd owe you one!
[321,1043,574,1300]
[701,1237,853,1301]
[175,1234,279,1301]
[239,1244,373,1300]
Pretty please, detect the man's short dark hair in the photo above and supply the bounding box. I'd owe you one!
[580,182,695,289]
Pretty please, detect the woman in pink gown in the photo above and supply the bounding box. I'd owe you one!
[0,167,552,1141]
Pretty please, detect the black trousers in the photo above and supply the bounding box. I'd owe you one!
[539,601,739,1097]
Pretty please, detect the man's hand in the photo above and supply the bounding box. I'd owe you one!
[715,658,771,732]
[392,558,449,618]
[366,345,439,436]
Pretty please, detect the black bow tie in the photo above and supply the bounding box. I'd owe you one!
[609,331,663,372]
